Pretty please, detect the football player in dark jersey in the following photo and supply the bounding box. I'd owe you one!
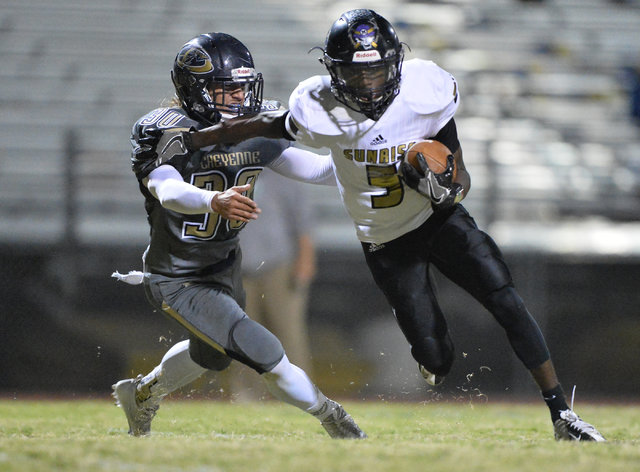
[111,33,365,439]
[162,12,606,442]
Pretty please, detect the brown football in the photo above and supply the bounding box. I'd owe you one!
[405,140,456,180]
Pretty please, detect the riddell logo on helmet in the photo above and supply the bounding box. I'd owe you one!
[353,50,382,62]
[232,67,256,80]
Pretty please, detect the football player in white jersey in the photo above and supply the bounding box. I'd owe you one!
[170,10,605,442]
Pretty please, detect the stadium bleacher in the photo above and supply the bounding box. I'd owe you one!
[1,0,639,252]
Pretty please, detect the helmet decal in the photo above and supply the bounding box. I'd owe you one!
[350,22,379,50]
[176,47,213,74]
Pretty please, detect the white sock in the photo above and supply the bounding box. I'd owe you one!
[139,340,207,402]
[261,354,323,412]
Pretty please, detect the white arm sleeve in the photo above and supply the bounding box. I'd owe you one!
[145,165,217,214]
[269,147,336,186]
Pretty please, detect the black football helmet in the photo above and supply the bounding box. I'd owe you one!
[171,33,264,125]
[320,9,404,120]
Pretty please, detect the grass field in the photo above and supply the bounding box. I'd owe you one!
[0,398,638,472]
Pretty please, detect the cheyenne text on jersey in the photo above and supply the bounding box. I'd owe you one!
[343,142,416,164]
[201,151,261,169]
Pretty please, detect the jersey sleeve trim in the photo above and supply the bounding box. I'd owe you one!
[284,111,300,140]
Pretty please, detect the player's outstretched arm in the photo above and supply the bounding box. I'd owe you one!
[190,111,290,149]
[146,166,260,222]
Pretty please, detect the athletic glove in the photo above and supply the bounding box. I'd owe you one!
[399,153,463,211]
[131,127,163,177]
[136,127,163,149]
[132,128,194,178]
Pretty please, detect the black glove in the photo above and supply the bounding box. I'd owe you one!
[399,153,463,211]
[131,128,193,177]
[136,127,163,148]
[131,128,164,176]
[431,182,464,211]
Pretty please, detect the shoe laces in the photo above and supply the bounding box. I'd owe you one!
[558,386,598,435]
[322,407,366,438]
[559,385,579,420]
[138,396,159,414]
[319,400,347,424]
[134,401,158,430]
[570,384,576,411]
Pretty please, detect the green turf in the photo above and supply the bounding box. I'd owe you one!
[0,398,637,471]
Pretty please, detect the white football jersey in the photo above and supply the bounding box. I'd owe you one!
[288,59,460,244]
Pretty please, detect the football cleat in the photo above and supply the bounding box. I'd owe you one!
[419,364,444,386]
[553,409,606,442]
[112,375,159,436]
[312,398,367,439]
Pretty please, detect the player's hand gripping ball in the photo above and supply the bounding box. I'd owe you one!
[399,140,463,211]
[403,139,457,179]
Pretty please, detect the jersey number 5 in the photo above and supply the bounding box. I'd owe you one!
[366,164,404,208]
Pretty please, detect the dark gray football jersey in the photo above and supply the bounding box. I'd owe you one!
[130,106,290,277]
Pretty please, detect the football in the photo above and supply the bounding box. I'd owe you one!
[404,140,456,180]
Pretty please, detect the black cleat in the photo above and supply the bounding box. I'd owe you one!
[419,364,444,386]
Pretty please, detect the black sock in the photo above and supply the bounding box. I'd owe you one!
[542,384,569,422]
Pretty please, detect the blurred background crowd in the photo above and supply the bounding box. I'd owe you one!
[1,0,639,401]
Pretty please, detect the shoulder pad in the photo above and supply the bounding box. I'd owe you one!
[133,107,196,135]
[130,107,195,179]
[401,59,459,115]
[288,75,348,137]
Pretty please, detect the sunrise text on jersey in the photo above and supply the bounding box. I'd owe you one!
[342,142,416,164]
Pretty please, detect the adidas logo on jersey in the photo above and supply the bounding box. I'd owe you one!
[369,134,387,146]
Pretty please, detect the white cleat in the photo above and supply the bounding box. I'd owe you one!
[312,398,367,439]
[554,409,606,442]
[112,375,159,437]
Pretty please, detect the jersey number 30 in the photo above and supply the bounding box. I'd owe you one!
[182,168,261,239]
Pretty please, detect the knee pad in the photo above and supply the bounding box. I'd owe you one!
[483,285,528,331]
[188,336,232,371]
[229,317,284,374]
[411,335,455,377]
[483,286,550,369]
